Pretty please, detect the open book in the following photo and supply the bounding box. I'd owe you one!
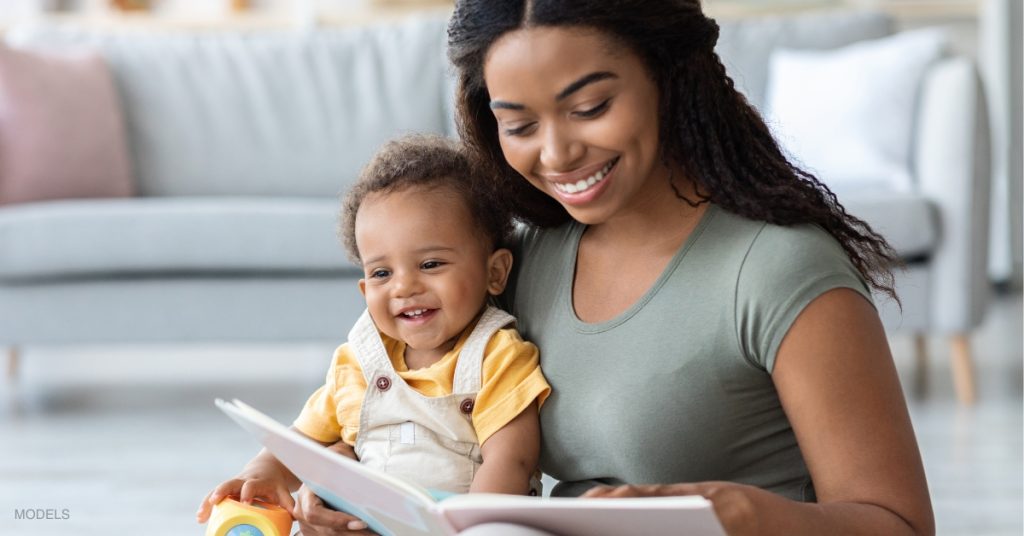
[216,398,727,536]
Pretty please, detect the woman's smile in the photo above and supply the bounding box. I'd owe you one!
[543,157,619,205]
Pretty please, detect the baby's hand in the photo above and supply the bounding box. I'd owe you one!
[196,470,295,523]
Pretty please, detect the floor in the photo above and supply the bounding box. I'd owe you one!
[0,292,1020,536]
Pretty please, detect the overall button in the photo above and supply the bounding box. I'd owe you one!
[375,376,391,391]
[459,398,474,414]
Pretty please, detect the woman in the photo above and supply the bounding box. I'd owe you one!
[294,1,934,534]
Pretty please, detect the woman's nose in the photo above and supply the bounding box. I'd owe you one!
[539,123,584,172]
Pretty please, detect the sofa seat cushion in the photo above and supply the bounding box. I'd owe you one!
[0,197,356,281]
[839,191,937,259]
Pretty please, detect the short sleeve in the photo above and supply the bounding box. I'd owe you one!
[471,328,551,445]
[735,224,874,373]
[293,343,368,445]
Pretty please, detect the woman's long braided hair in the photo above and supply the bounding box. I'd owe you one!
[447,0,900,301]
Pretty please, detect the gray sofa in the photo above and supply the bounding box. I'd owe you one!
[0,10,989,402]
[1,13,454,348]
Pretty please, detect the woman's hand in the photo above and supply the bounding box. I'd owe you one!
[293,484,376,535]
[583,481,782,536]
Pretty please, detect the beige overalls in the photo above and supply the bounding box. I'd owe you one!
[348,305,538,495]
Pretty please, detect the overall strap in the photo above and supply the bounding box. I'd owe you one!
[347,308,395,383]
[452,306,516,394]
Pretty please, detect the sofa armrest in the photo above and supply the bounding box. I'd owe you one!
[914,56,992,333]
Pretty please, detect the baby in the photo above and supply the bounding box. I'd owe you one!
[197,135,549,529]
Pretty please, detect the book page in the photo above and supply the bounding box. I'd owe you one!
[216,399,456,536]
[438,494,727,536]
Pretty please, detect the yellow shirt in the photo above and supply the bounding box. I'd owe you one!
[294,325,549,447]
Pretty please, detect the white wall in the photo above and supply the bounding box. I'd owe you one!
[979,0,1023,287]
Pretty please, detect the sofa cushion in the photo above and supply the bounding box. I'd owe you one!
[716,10,892,111]
[0,198,358,281]
[840,191,937,259]
[0,43,134,205]
[765,29,946,194]
[5,12,452,198]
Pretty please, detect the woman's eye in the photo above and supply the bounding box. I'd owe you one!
[574,99,610,118]
[502,123,535,137]
[421,260,445,270]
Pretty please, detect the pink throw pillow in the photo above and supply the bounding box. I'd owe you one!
[0,44,134,205]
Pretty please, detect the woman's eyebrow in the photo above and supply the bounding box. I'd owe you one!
[489,100,524,111]
[489,71,618,110]
[555,71,617,102]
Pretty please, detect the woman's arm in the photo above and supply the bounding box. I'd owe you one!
[587,288,934,536]
[470,401,541,494]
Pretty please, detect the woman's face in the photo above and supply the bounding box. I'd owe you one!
[483,26,667,225]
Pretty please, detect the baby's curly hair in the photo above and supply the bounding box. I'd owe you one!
[340,134,512,265]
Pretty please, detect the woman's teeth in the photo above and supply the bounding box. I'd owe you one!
[553,159,616,194]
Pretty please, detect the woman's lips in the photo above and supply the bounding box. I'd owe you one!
[548,157,618,206]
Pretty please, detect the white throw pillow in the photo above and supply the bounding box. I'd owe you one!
[764,29,947,194]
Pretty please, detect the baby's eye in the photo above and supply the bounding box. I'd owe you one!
[421,260,445,270]
[369,268,391,279]
[573,99,611,118]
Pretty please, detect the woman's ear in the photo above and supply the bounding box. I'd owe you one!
[486,248,514,296]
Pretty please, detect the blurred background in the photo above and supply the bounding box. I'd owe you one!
[0,0,1020,535]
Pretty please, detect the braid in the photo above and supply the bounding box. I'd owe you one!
[667,51,900,301]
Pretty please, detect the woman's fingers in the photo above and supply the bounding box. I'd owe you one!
[582,481,765,536]
[294,485,374,535]
[292,485,319,521]
[582,482,716,498]
[580,485,616,498]
[581,484,647,498]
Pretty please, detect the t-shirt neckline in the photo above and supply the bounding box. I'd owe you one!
[562,204,718,333]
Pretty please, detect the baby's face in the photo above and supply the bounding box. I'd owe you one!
[356,186,499,359]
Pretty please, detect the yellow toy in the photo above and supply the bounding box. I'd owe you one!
[204,497,293,536]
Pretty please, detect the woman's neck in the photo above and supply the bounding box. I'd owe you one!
[585,173,707,252]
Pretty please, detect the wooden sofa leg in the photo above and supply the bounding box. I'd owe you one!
[5,346,17,383]
[950,334,976,405]
[4,346,21,413]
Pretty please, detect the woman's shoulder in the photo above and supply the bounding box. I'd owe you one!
[702,207,871,311]
[715,211,873,371]
[708,208,854,274]
[748,221,857,279]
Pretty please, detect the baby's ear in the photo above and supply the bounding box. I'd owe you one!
[358,279,367,297]
[486,248,514,296]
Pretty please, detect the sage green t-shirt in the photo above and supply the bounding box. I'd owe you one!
[505,204,872,500]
